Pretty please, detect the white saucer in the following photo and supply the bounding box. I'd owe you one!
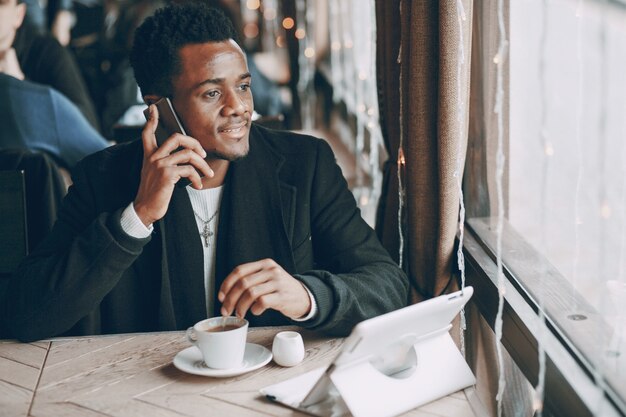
[173,343,272,377]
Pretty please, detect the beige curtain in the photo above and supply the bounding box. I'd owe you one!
[376,1,472,300]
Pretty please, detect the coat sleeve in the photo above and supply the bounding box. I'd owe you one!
[1,161,149,342]
[293,140,410,336]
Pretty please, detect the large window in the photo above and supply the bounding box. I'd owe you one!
[465,0,626,415]
[509,0,626,322]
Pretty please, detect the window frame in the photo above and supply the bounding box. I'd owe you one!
[464,218,625,416]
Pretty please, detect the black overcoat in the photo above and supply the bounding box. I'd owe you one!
[3,124,409,341]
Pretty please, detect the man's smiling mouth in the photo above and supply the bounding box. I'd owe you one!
[220,121,247,133]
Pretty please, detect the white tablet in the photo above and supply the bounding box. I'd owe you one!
[329,286,474,368]
[261,286,475,416]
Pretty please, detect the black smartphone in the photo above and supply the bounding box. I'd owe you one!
[143,98,192,187]
[143,97,187,146]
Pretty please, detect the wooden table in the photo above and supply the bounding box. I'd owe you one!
[0,327,482,416]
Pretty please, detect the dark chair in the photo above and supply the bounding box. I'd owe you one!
[0,170,28,308]
[0,149,67,256]
[112,123,143,143]
[0,150,67,314]
[0,170,28,275]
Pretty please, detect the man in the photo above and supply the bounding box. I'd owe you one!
[2,3,409,341]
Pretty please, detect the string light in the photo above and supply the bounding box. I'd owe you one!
[535,2,550,415]
[295,28,306,39]
[397,149,405,166]
[324,0,384,247]
[543,138,554,156]
[600,202,612,219]
[282,17,295,30]
[397,146,406,268]
[246,0,260,10]
[494,0,509,414]
[275,35,285,48]
[304,47,315,58]
[455,0,468,357]
[572,0,585,308]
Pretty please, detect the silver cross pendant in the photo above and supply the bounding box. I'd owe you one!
[200,223,213,247]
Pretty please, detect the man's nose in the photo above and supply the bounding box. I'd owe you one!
[222,90,247,115]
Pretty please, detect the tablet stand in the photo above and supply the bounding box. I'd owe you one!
[303,325,476,417]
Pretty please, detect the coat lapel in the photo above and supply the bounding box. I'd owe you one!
[159,186,207,328]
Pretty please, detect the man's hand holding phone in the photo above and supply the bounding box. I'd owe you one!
[133,104,214,227]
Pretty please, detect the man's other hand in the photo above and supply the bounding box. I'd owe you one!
[218,259,312,320]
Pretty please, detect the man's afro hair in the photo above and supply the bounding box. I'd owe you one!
[130,2,239,98]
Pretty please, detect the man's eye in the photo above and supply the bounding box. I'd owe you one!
[204,90,219,98]
[239,84,251,92]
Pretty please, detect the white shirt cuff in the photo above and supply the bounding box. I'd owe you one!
[292,283,318,322]
[120,202,153,238]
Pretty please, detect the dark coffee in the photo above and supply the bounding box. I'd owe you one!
[204,324,241,333]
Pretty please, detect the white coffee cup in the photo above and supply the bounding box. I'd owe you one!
[272,331,305,367]
[186,316,248,369]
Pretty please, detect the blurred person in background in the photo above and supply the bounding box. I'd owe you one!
[21,0,73,45]
[0,73,109,170]
[1,0,109,169]
[5,0,101,131]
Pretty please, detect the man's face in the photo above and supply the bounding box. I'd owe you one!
[0,0,25,56]
[171,40,254,162]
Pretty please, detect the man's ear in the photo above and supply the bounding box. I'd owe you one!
[143,95,162,106]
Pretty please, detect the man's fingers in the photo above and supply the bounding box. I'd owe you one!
[147,133,213,184]
[233,281,276,318]
[162,148,214,179]
[218,259,309,320]
[142,104,159,155]
[250,293,281,316]
[177,165,204,189]
[219,259,273,301]
[219,269,272,317]
[154,133,207,160]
